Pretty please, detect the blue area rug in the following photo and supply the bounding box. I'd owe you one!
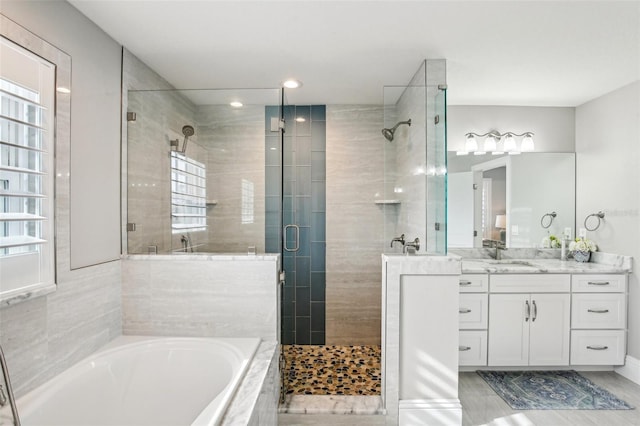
[477,370,634,410]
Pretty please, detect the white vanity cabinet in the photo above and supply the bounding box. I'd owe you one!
[487,274,571,366]
[458,274,488,366]
[570,274,627,365]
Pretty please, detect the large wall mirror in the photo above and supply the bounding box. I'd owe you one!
[447,152,575,249]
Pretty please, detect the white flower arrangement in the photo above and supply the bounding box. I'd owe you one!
[569,237,598,253]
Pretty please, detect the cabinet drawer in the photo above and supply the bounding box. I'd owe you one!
[459,274,488,293]
[459,330,487,366]
[571,294,626,329]
[570,330,626,365]
[459,293,488,329]
[490,274,570,293]
[572,274,626,293]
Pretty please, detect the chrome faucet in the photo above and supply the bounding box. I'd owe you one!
[495,246,507,260]
[403,237,420,254]
[0,344,21,426]
[391,234,405,248]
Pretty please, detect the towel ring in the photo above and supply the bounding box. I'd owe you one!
[540,211,557,229]
[584,211,605,231]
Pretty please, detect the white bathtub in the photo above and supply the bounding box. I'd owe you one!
[15,336,260,426]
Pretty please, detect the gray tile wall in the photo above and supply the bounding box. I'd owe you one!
[196,105,266,253]
[121,256,279,341]
[326,105,386,345]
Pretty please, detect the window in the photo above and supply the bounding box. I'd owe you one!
[170,151,206,233]
[0,37,56,296]
[241,179,254,224]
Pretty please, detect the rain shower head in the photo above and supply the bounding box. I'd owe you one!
[180,125,195,153]
[182,125,195,137]
[381,119,411,142]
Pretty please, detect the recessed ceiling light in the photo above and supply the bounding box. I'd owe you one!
[282,79,302,89]
[230,101,243,108]
[295,117,306,122]
[56,87,70,94]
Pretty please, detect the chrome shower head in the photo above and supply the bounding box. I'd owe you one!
[381,119,411,142]
[180,125,195,153]
[182,125,195,137]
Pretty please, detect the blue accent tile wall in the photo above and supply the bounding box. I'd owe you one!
[265,105,326,345]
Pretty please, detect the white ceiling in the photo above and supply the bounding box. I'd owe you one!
[69,0,640,106]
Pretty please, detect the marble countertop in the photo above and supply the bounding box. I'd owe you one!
[123,253,279,261]
[461,258,630,274]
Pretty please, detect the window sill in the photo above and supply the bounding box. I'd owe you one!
[0,282,56,309]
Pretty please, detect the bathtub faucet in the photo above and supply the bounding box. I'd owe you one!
[180,234,193,252]
[390,234,405,248]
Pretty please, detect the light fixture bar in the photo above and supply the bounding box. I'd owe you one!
[463,130,535,155]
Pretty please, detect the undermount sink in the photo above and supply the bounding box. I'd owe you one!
[485,260,536,267]
[466,259,536,267]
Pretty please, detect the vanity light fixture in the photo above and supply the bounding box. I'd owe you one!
[463,130,534,155]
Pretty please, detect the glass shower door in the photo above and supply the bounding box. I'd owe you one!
[269,100,327,345]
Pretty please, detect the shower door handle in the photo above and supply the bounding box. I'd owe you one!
[284,224,300,252]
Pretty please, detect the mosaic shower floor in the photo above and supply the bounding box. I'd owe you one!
[282,345,381,396]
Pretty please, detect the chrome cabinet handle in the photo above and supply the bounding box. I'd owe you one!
[459,346,471,351]
[525,300,530,322]
[459,281,472,286]
[532,300,537,322]
[587,345,609,351]
[588,308,610,313]
[459,308,472,314]
[283,224,300,252]
[588,281,610,286]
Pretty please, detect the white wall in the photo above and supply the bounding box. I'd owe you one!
[0,1,122,396]
[576,81,640,359]
[448,106,575,153]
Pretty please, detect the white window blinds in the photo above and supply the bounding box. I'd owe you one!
[0,35,55,296]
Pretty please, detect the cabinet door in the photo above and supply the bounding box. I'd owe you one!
[529,293,570,366]
[488,294,530,366]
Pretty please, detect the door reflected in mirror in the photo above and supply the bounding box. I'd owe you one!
[447,152,575,249]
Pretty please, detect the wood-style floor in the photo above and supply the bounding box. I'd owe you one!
[460,371,640,426]
[279,371,640,425]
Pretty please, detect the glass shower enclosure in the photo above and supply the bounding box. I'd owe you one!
[382,59,448,255]
[125,88,281,255]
